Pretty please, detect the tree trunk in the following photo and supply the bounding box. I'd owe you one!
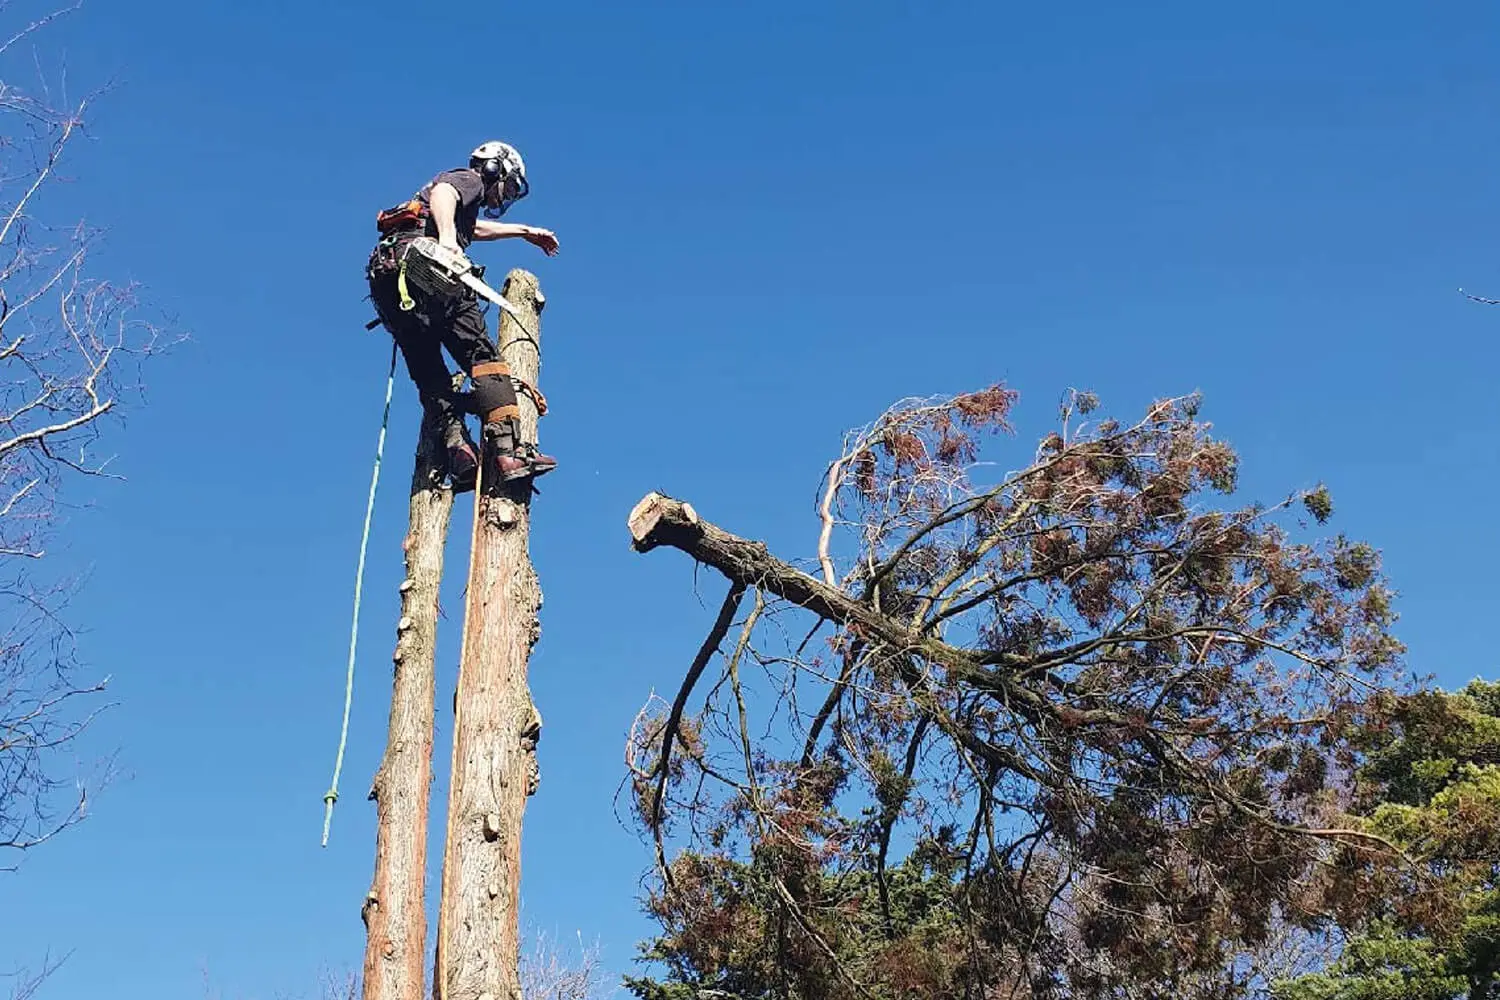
[362,407,455,1000]
[436,271,547,1000]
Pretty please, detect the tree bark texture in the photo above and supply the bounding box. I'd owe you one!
[436,270,547,1000]
[362,406,456,1000]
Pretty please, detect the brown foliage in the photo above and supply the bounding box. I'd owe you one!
[626,386,1408,998]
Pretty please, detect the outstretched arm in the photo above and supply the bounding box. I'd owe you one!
[472,219,560,256]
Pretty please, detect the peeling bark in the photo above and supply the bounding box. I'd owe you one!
[362,405,455,1000]
[436,271,547,1000]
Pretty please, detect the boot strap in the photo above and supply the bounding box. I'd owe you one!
[483,404,521,424]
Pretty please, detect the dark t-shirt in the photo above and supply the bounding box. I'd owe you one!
[417,168,486,247]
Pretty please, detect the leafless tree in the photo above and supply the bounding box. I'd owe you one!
[519,929,615,1000]
[313,970,359,1000]
[198,966,359,1000]
[0,1,168,868]
[206,934,611,1000]
[2,951,65,1000]
[0,3,173,995]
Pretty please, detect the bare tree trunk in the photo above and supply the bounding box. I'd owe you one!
[436,271,547,1000]
[362,407,455,1000]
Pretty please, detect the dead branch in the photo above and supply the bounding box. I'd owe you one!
[646,580,746,883]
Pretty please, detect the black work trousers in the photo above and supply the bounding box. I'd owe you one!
[367,267,520,434]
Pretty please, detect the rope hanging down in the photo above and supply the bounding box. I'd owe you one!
[322,341,398,847]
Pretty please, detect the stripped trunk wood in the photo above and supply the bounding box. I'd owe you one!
[436,271,547,1000]
[362,405,455,1000]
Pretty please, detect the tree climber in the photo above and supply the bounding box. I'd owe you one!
[366,140,560,489]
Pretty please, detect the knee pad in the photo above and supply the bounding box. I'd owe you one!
[470,360,520,424]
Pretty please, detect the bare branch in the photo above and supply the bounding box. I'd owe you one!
[646,580,746,884]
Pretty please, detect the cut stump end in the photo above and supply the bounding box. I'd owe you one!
[627,492,671,550]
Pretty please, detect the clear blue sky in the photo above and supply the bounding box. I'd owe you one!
[6,1,1500,996]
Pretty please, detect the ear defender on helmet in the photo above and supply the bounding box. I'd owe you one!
[469,140,530,217]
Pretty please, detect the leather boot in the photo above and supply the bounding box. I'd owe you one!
[443,418,479,492]
[484,416,558,482]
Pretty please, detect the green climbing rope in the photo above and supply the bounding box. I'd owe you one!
[322,341,398,847]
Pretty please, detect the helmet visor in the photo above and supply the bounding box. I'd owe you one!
[500,170,528,212]
[483,170,528,218]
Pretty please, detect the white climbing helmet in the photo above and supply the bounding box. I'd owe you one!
[469,140,529,215]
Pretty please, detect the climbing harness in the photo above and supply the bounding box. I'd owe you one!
[321,340,398,847]
[366,231,419,311]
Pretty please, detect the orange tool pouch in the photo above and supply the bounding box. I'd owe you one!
[376,198,427,235]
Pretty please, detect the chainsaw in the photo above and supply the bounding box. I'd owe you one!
[399,236,527,324]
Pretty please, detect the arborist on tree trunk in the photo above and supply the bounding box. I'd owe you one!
[365,140,560,490]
